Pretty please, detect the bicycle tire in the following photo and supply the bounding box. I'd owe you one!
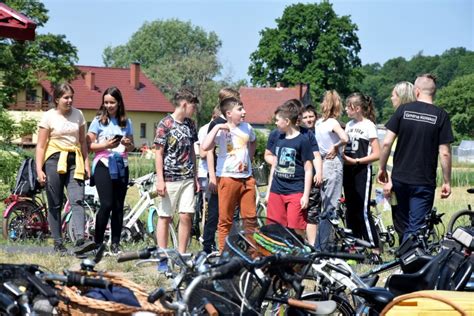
[65,201,96,243]
[149,209,178,249]
[287,292,355,316]
[447,209,474,234]
[2,201,47,241]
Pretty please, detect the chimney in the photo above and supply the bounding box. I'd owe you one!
[85,71,95,90]
[130,62,140,89]
[298,83,303,100]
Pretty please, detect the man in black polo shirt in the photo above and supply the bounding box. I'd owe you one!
[377,73,454,242]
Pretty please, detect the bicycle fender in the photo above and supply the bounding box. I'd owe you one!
[147,206,158,233]
[3,201,21,218]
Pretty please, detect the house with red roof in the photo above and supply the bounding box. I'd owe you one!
[239,83,312,131]
[8,63,173,146]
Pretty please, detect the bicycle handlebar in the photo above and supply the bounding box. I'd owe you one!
[41,272,110,289]
[117,247,156,263]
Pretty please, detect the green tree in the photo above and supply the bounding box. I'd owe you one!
[103,19,222,124]
[436,73,474,142]
[355,48,474,123]
[0,0,79,108]
[0,0,78,190]
[248,2,361,97]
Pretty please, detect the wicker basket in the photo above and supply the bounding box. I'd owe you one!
[56,271,172,315]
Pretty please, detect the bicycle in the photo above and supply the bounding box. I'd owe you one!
[446,188,474,234]
[116,172,178,248]
[3,182,97,243]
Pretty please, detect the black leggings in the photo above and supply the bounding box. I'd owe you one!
[93,161,129,245]
[343,164,380,248]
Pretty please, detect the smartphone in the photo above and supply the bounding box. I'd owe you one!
[113,134,123,142]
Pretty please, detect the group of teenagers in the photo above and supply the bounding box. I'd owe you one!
[35,72,453,264]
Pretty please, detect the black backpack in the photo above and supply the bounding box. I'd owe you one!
[13,158,41,196]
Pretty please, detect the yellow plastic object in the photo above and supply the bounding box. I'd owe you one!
[382,290,473,316]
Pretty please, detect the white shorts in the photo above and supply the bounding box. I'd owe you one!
[158,179,195,217]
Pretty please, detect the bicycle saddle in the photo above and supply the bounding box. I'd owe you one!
[352,287,394,312]
[386,248,452,296]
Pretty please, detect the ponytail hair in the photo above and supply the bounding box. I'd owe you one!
[346,92,377,123]
[321,90,342,120]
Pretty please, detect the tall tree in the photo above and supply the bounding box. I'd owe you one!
[248,2,361,97]
[0,0,79,108]
[103,19,222,124]
[355,48,474,123]
[436,73,474,142]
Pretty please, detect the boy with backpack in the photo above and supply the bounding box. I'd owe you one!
[202,97,257,252]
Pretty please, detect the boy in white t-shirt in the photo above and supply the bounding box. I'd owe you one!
[202,97,257,252]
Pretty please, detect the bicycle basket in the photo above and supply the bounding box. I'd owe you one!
[56,271,171,315]
[252,164,269,187]
[224,217,311,263]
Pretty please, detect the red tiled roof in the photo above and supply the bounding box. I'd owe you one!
[40,65,173,113]
[240,85,308,125]
[0,3,36,41]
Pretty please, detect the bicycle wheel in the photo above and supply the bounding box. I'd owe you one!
[447,209,474,234]
[149,209,178,249]
[287,292,355,316]
[65,202,96,243]
[2,201,47,241]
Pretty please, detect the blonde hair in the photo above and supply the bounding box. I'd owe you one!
[392,81,416,107]
[321,90,342,120]
[346,93,376,123]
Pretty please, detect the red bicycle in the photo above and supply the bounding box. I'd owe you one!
[2,187,97,242]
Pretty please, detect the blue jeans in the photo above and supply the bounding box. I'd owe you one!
[392,179,435,242]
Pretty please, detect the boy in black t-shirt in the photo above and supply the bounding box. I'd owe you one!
[266,100,314,235]
[378,74,454,242]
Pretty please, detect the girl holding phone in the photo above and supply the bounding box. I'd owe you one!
[87,86,134,255]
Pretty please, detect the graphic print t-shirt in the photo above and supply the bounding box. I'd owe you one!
[344,118,378,162]
[386,101,454,186]
[270,134,314,194]
[88,117,133,166]
[215,122,255,178]
[154,114,198,182]
[266,126,319,153]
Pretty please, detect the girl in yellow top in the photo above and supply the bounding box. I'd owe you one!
[35,83,94,255]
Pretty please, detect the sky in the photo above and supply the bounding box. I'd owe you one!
[40,0,473,81]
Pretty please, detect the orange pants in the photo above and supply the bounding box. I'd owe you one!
[217,176,257,252]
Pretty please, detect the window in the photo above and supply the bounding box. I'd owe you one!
[140,123,146,138]
[26,88,37,103]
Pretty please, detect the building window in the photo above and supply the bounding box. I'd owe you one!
[140,123,146,138]
[26,88,37,103]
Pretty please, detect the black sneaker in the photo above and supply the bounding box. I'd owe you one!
[53,242,68,255]
[110,243,122,256]
[73,239,97,255]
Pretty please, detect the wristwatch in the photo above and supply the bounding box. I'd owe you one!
[356,158,360,165]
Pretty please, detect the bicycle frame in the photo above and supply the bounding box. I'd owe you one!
[122,173,157,234]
